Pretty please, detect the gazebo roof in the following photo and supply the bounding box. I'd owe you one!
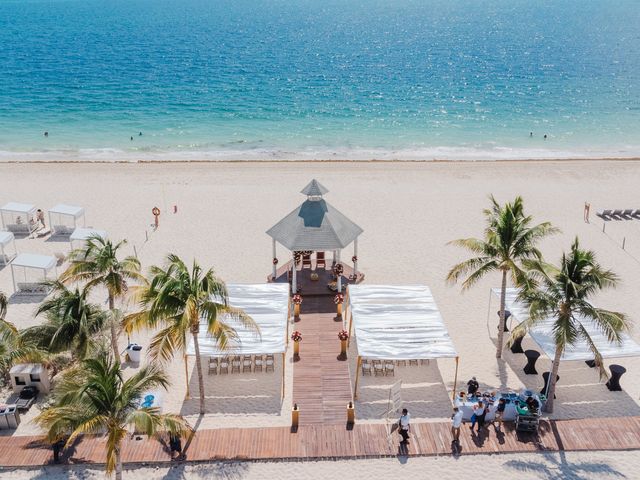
[267,180,363,251]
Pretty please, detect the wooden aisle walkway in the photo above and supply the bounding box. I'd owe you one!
[3,416,640,467]
[292,296,352,425]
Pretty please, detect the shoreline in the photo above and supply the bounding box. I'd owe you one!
[1,156,640,165]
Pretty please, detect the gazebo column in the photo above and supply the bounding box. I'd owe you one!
[353,238,358,277]
[272,239,277,280]
[337,249,342,292]
[291,251,297,294]
[332,250,336,266]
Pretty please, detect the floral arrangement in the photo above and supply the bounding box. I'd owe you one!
[338,330,349,341]
[291,331,302,342]
[293,251,302,265]
[334,293,344,305]
[273,257,278,265]
[333,263,344,276]
[292,294,303,305]
[351,255,358,263]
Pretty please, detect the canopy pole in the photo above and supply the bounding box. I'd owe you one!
[347,306,354,347]
[281,352,286,399]
[292,252,297,294]
[452,356,460,401]
[353,238,358,277]
[184,354,190,399]
[353,356,362,399]
[337,250,342,292]
[272,239,277,280]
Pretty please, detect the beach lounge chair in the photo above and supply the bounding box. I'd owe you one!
[597,209,613,220]
[612,209,624,218]
[623,209,634,217]
[396,360,407,366]
[219,357,229,374]
[633,209,640,219]
[265,354,275,372]
[254,355,263,372]
[231,356,241,373]
[409,359,418,366]
[242,355,252,373]
[316,251,326,269]
[302,253,312,269]
[208,357,218,375]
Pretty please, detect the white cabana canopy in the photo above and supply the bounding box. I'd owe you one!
[0,202,38,234]
[0,231,17,265]
[494,287,640,361]
[49,204,85,235]
[11,253,57,294]
[347,285,458,360]
[70,227,108,247]
[186,283,289,357]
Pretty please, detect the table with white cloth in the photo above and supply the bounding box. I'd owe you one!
[454,391,543,422]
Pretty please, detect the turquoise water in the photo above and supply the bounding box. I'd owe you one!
[1,0,639,160]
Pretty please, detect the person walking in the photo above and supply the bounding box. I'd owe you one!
[470,401,485,432]
[451,406,463,443]
[398,408,411,444]
[584,202,591,223]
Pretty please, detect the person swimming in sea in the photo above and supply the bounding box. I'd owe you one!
[44,131,48,137]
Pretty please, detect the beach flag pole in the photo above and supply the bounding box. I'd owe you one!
[452,356,460,401]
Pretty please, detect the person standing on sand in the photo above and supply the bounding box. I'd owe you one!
[451,406,463,443]
[398,408,411,444]
[493,398,506,432]
[36,209,45,228]
[584,202,590,223]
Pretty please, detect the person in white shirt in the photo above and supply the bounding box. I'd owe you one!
[398,408,411,444]
[451,406,463,442]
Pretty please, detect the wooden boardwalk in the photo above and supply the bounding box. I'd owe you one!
[292,296,353,425]
[3,416,640,467]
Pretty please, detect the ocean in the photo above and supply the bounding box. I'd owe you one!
[1,0,639,161]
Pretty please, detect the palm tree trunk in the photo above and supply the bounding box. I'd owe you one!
[114,445,123,480]
[496,269,508,359]
[108,294,120,364]
[192,331,206,415]
[543,347,563,413]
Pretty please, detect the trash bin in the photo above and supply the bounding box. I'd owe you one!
[5,405,20,428]
[127,344,143,363]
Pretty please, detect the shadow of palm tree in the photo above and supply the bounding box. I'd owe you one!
[504,451,627,479]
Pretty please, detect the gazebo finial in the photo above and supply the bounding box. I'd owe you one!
[300,179,329,199]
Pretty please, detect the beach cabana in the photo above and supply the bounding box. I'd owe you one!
[493,288,640,361]
[49,204,85,236]
[267,179,363,293]
[346,285,459,399]
[70,227,108,248]
[0,231,17,265]
[186,283,290,397]
[10,253,57,295]
[0,202,37,235]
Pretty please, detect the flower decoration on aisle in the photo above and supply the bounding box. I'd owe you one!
[291,331,302,342]
[334,293,344,305]
[351,255,358,263]
[333,263,344,276]
[273,257,278,265]
[338,330,349,341]
[293,251,302,265]
[292,294,303,305]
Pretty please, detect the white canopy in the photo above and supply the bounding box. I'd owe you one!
[49,204,84,218]
[70,227,108,242]
[186,283,289,356]
[494,287,640,361]
[347,284,458,360]
[12,253,56,270]
[0,231,14,247]
[1,202,36,214]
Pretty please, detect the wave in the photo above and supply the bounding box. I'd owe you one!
[0,144,639,162]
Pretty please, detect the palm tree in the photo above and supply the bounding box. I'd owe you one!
[36,354,190,480]
[61,235,142,363]
[24,281,108,360]
[513,237,628,413]
[124,254,257,415]
[0,290,49,380]
[447,196,557,358]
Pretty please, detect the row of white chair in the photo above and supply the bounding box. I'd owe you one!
[361,359,430,376]
[208,355,275,374]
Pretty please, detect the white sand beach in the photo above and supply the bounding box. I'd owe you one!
[3,449,640,479]
[1,159,640,439]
